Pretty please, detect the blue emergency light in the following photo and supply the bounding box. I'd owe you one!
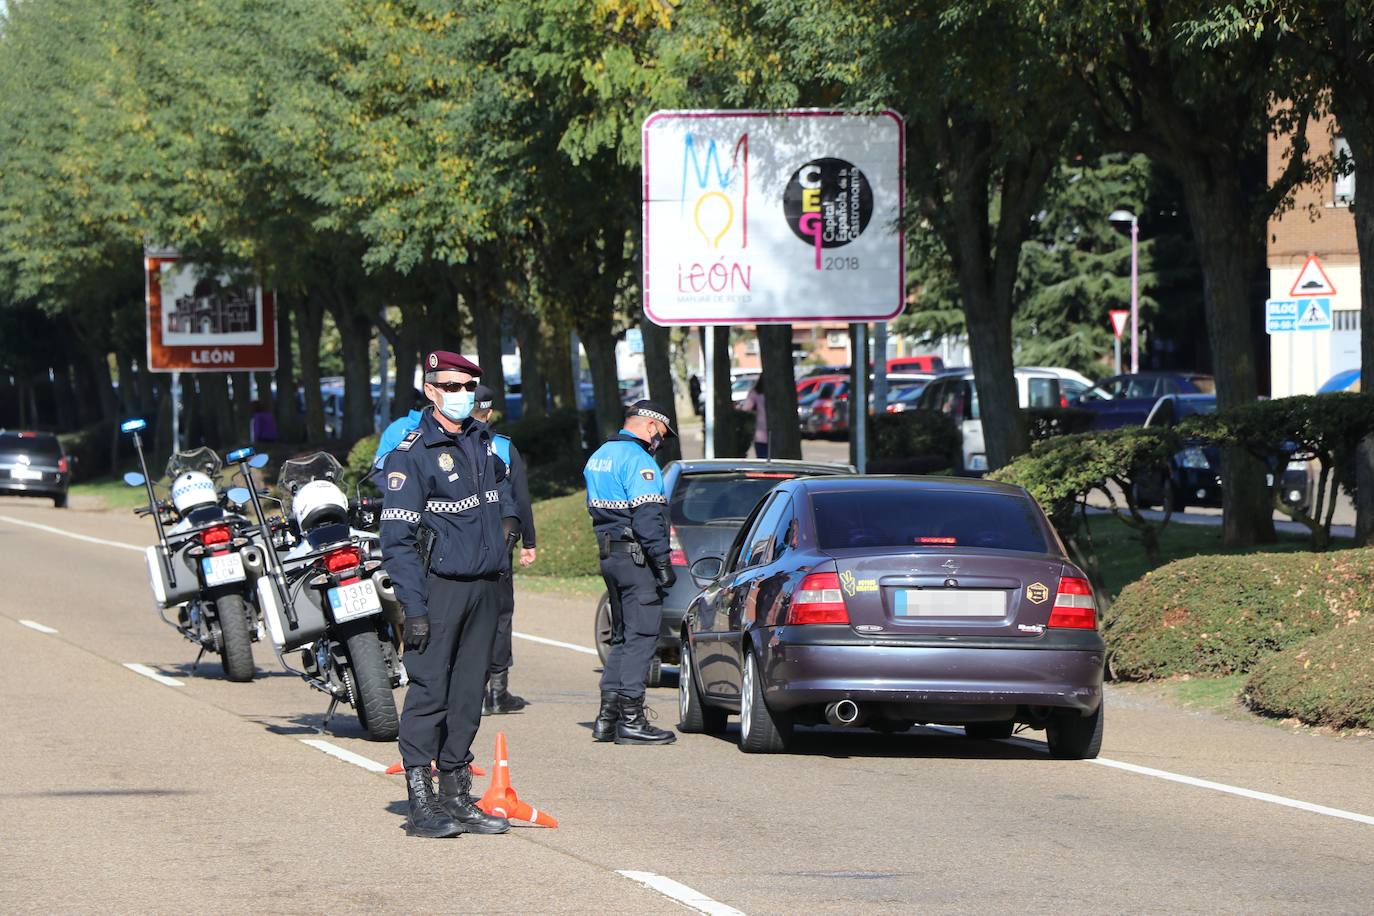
[120,418,148,433]
[226,447,256,464]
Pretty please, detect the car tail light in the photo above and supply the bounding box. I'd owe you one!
[57,456,69,473]
[789,571,849,625]
[1048,576,1096,629]
[200,525,232,548]
[324,546,363,575]
[669,526,687,567]
[1060,394,1069,408]
[815,404,832,418]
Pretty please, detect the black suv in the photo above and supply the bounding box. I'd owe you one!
[0,431,71,507]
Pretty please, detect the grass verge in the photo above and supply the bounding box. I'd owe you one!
[69,476,148,510]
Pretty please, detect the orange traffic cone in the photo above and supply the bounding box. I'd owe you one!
[385,760,485,777]
[476,731,558,827]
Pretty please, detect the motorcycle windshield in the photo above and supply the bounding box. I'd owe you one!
[277,452,344,502]
[165,447,222,480]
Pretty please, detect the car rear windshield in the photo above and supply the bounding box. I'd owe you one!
[0,432,62,457]
[671,473,798,526]
[811,488,1050,553]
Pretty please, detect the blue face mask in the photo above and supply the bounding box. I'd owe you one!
[439,390,475,421]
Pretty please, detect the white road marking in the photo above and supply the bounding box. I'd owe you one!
[18,619,58,634]
[0,514,143,553]
[299,738,389,773]
[616,871,745,916]
[1090,756,1374,828]
[123,663,184,687]
[513,630,598,656]
[933,725,1374,828]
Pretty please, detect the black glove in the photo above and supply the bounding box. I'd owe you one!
[403,614,431,653]
[653,562,677,589]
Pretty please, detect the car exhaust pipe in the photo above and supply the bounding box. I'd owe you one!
[825,699,864,727]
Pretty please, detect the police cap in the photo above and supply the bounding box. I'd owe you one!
[424,350,482,377]
[626,399,677,438]
[473,383,496,411]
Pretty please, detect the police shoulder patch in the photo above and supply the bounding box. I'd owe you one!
[387,472,407,491]
[640,468,656,481]
[395,430,421,452]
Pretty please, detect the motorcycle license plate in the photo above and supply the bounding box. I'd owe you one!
[201,553,246,586]
[329,579,382,623]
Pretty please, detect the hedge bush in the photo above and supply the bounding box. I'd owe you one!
[868,409,960,473]
[1244,615,1374,730]
[514,491,600,578]
[500,409,583,467]
[1107,550,1374,680]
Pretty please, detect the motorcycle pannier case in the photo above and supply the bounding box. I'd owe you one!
[256,576,329,651]
[143,542,204,608]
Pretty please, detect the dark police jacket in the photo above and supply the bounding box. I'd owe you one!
[583,430,670,568]
[380,409,519,617]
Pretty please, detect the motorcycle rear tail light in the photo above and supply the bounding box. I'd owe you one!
[324,547,362,574]
[1048,576,1096,629]
[789,571,849,625]
[200,525,232,547]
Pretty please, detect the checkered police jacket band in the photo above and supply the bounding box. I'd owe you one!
[380,507,421,525]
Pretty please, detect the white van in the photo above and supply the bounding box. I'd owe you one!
[915,369,1064,473]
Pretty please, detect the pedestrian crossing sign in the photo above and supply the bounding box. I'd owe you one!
[1295,297,1332,331]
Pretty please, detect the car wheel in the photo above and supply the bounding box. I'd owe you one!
[1046,703,1103,760]
[871,719,914,734]
[677,635,726,734]
[646,655,663,689]
[963,721,1015,740]
[739,651,791,754]
[594,592,612,665]
[52,493,67,509]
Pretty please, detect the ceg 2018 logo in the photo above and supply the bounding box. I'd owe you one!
[782,158,874,270]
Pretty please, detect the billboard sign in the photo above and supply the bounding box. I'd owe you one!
[145,252,277,372]
[642,110,905,325]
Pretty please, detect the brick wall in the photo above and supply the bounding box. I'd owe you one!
[1268,113,1358,269]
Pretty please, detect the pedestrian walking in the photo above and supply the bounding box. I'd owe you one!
[583,400,678,746]
[470,383,536,715]
[379,350,522,838]
[741,376,768,459]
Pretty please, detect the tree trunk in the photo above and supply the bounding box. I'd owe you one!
[197,373,234,448]
[1337,112,1374,544]
[51,364,77,432]
[758,324,800,460]
[113,350,138,418]
[329,303,374,442]
[710,326,735,457]
[467,277,507,413]
[297,293,327,442]
[273,295,302,441]
[387,310,421,420]
[581,322,622,442]
[1175,168,1276,546]
[640,309,680,464]
[545,320,575,411]
[231,372,252,443]
[515,306,546,419]
[152,375,173,461]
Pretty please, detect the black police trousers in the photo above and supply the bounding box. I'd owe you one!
[399,573,499,771]
[598,553,663,700]
[489,568,515,676]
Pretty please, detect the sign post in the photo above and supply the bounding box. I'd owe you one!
[642,110,905,462]
[1109,310,1129,375]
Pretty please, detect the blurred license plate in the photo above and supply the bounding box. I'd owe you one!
[893,589,1006,617]
[329,580,381,623]
[11,468,43,481]
[201,553,245,586]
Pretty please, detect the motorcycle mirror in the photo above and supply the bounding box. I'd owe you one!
[226,487,252,506]
[123,471,146,488]
[120,418,147,434]
[249,453,269,469]
[226,447,255,464]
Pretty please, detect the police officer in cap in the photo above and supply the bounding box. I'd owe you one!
[380,350,521,838]
[584,399,678,746]
[469,383,536,715]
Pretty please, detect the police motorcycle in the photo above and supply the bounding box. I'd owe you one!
[119,419,266,682]
[227,447,404,741]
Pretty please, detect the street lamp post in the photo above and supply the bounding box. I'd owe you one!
[1108,209,1140,373]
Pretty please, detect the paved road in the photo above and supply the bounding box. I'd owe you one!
[4,498,1374,914]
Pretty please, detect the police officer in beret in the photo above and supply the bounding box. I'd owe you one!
[583,400,678,746]
[380,350,521,838]
[469,383,536,715]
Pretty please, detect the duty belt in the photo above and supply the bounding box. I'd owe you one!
[604,540,638,555]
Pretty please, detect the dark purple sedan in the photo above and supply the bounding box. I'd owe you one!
[677,476,1105,757]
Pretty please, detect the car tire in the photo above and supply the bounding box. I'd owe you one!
[963,721,1015,740]
[871,719,914,734]
[677,635,726,735]
[594,591,612,665]
[1046,703,1103,760]
[739,650,791,754]
[53,493,67,509]
[646,655,663,689]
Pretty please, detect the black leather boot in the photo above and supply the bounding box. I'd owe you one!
[592,689,620,742]
[437,766,510,835]
[615,695,677,745]
[405,766,463,838]
[485,670,528,715]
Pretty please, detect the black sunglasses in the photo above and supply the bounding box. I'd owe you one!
[429,380,478,393]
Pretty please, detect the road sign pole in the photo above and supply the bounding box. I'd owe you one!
[703,327,716,460]
[170,371,181,452]
[1130,219,1139,374]
[1114,336,1121,375]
